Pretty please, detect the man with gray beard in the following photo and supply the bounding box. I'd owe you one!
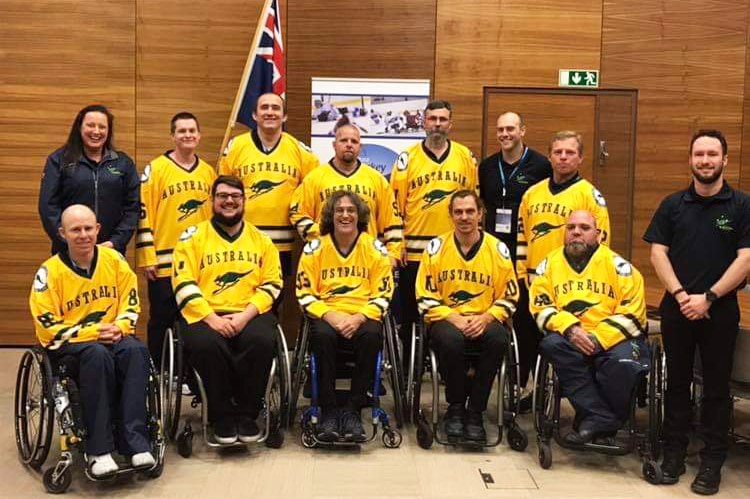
[530,210,648,445]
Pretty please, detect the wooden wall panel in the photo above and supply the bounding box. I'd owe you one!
[435,0,603,156]
[601,0,749,310]
[0,0,136,345]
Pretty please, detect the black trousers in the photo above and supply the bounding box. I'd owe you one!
[397,261,420,346]
[180,313,277,422]
[272,251,293,316]
[52,336,151,456]
[146,277,178,368]
[430,320,508,412]
[309,318,382,410]
[514,280,542,389]
[660,294,739,466]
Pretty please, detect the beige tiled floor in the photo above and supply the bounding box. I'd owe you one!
[2,348,749,498]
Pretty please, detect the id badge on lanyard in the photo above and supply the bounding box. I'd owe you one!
[496,147,528,234]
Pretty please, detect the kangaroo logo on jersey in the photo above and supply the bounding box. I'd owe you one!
[531,222,565,242]
[422,189,456,210]
[106,166,123,177]
[33,266,49,292]
[177,199,207,221]
[448,290,484,307]
[613,256,632,276]
[563,299,599,317]
[248,179,286,200]
[77,305,113,327]
[212,270,253,295]
[715,215,734,232]
[329,284,361,296]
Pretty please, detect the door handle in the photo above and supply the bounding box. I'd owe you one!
[599,140,609,167]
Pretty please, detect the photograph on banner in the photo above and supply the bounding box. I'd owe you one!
[310,78,430,180]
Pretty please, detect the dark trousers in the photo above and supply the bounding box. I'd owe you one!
[309,318,382,410]
[272,251,293,316]
[52,336,151,456]
[660,294,739,466]
[397,261,420,346]
[180,313,277,422]
[514,280,542,389]
[430,320,508,412]
[147,277,178,368]
[540,334,650,432]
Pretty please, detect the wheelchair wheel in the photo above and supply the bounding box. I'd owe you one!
[289,320,311,426]
[176,426,193,458]
[507,424,528,452]
[382,428,403,449]
[144,460,164,479]
[301,428,317,449]
[410,322,425,424]
[532,356,555,437]
[160,327,182,441]
[384,315,406,428]
[43,466,72,494]
[642,460,663,485]
[15,349,54,469]
[264,356,285,449]
[416,415,433,449]
[538,440,552,469]
[648,340,665,460]
[275,325,292,429]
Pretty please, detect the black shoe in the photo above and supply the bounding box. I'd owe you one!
[563,427,595,445]
[316,409,340,442]
[660,453,686,485]
[238,417,260,443]
[463,410,486,442]
[518,394,532,414]
[214,418,238,444]
[444,403,465,440]
[691,465,721,495]
[340,409,366,442]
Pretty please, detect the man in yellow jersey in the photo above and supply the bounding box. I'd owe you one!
[30,205,154,477]
[172,176,282,444]
[290,124,403,266]
[219,93,319,279]
[416,190,518,442]
[136,112,216,364]
[515,131,610,405]
[296,191,393,442]
[389,100,478,346]
[530,210,648,444]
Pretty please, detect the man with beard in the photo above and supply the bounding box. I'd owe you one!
[390,100,477,352]
[171,175,283,444]
[644,129,750,495]
[416,190,518,442]
[530,210,648,445]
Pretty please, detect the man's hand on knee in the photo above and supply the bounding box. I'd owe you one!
[463,313,494,338]
[97,324,123,344]
[565,325,597,355]
[203,313,235,338]
[338,313,366,339]
[446,313,470,334]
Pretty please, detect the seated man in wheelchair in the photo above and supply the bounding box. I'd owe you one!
[29,204,154,477]
[415,190,519,443]
[529,210,649,445]
[296,190,394,442]
[171,175,282,444]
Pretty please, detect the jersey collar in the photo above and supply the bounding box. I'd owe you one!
[211,217,245,243]
[59,246,99,279]
[251,129,282,155]
[421,139,452,164]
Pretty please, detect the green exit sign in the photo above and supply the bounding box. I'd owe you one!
[559,69,599,88]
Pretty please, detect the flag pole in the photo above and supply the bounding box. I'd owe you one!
[217,0,274,167]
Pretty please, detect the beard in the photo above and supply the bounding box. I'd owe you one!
[692,164,723,185]
[213,209,244,227]
[426,128,448,149]
[564,241,597,266]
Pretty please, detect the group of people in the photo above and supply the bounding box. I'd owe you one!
[29,95,747,496]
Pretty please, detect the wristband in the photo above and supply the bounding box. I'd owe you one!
[671,287,685,297]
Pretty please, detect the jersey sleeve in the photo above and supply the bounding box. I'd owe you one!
[361,243,394,321]
[515,193,529,283]
[528,260,579,336]
[298,141,320,178]
[218,137,236,176]
[593,261,647,350]
[415,242,454,322]
[248,238,283,314]
[135,162,158,268]
[290,176,320,241]
[376,179,404,261]
[389,152,409,228]
[589,187,611,246]
[487,246,518,323]
[113,255,140,336]
[171,228,214,324]
[295,242,330,319]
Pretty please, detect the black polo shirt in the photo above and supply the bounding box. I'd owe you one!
[478,146,551,259]
[643,181,750,294]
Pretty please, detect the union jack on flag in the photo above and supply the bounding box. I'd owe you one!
[235,0,285,129]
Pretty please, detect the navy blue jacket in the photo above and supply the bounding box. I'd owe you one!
[38,146,140,255]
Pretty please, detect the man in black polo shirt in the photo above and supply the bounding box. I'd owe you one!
[644,129,750,495]
[478,111,551,411]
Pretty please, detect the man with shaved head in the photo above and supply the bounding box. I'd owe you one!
[529,210,648,445]
[30,204,154,477]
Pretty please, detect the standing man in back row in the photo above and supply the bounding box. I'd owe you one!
[390,100,478,346]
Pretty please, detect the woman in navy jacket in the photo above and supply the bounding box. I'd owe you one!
[38,104,140,255]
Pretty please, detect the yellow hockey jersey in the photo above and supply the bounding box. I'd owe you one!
[219,130,319,252]
[29,247,140,350]
[171,219,283,324]
[529,245,646,350]
[296,232,393,321]
[416,231,518,323]
[289,161,403,260]
[136,152,216,277]
[516,176,610,284]
[390,140,477,262]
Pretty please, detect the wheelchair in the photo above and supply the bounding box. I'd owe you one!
[532,337,666,483]
[14,346,165,494]
[409,318,528,450]
[289,312,405,448]
[159,321,291,457]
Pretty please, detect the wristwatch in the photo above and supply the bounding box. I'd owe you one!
[705,290,718,303]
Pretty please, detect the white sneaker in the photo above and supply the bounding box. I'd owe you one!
[88,453,119,477]
[182,383,192,396]
[131,451,155,468]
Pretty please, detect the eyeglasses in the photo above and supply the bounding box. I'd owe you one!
[215,193,244,201]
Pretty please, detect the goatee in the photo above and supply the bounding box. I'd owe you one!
[214,210,244,227]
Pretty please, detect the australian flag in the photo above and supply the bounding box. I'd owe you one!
[236,0,285,129]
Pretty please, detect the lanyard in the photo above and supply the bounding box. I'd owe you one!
[498,146,528,199]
